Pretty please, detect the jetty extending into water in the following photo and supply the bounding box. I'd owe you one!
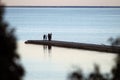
[25,40,120,54]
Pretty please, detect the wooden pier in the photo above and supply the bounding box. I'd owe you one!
[25,40,120,54]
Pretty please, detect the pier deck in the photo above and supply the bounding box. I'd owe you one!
[25,40,120,54]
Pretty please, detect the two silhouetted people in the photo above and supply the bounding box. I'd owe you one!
[43,33,52,41]
[43,33,52,55]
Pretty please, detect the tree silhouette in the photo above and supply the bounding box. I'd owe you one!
[108,36,120,80]
[88,64,104,80]
[108,37,120,46]
[112,55,120,80]
[0,2,24,80]
[68,68,83,80]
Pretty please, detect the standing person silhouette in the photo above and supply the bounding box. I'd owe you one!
[48,33,52,41]
[43,34,47,40]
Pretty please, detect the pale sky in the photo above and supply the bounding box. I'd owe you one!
[2,0,120,6]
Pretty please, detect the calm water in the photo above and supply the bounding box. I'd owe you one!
[5,7,120,45]
[4,7,120,80]
[18,42,116,80]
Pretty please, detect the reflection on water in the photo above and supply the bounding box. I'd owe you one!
[43,45,47,54]
[48,45,52,54]
[18,41,117,80]
[43,45,52,57]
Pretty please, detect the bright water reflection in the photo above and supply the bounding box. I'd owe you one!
[18,41,117,80]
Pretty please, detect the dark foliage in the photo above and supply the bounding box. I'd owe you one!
[88,64,106,80]
[68,69,83,80]
[109,37,120,80]
[108,37,120,46]
[112,55,120,80]
[0,2,24,80]
[68,57,120,80]
[68,36,120,80]
[68,65,105,80]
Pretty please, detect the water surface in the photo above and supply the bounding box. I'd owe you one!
[5,7,120,45]
[18,42,116,80]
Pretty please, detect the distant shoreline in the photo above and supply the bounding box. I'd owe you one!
[5,6,120,8]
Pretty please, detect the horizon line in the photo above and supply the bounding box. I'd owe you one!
[4,6,120,8]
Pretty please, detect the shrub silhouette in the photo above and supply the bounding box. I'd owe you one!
[0,2,24,80]
[88,64,104,80]
[68,37,120,80]
[108,37,120,46]
[109,37,120,80]
[112,55,120,80]
[68,69,83,80]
